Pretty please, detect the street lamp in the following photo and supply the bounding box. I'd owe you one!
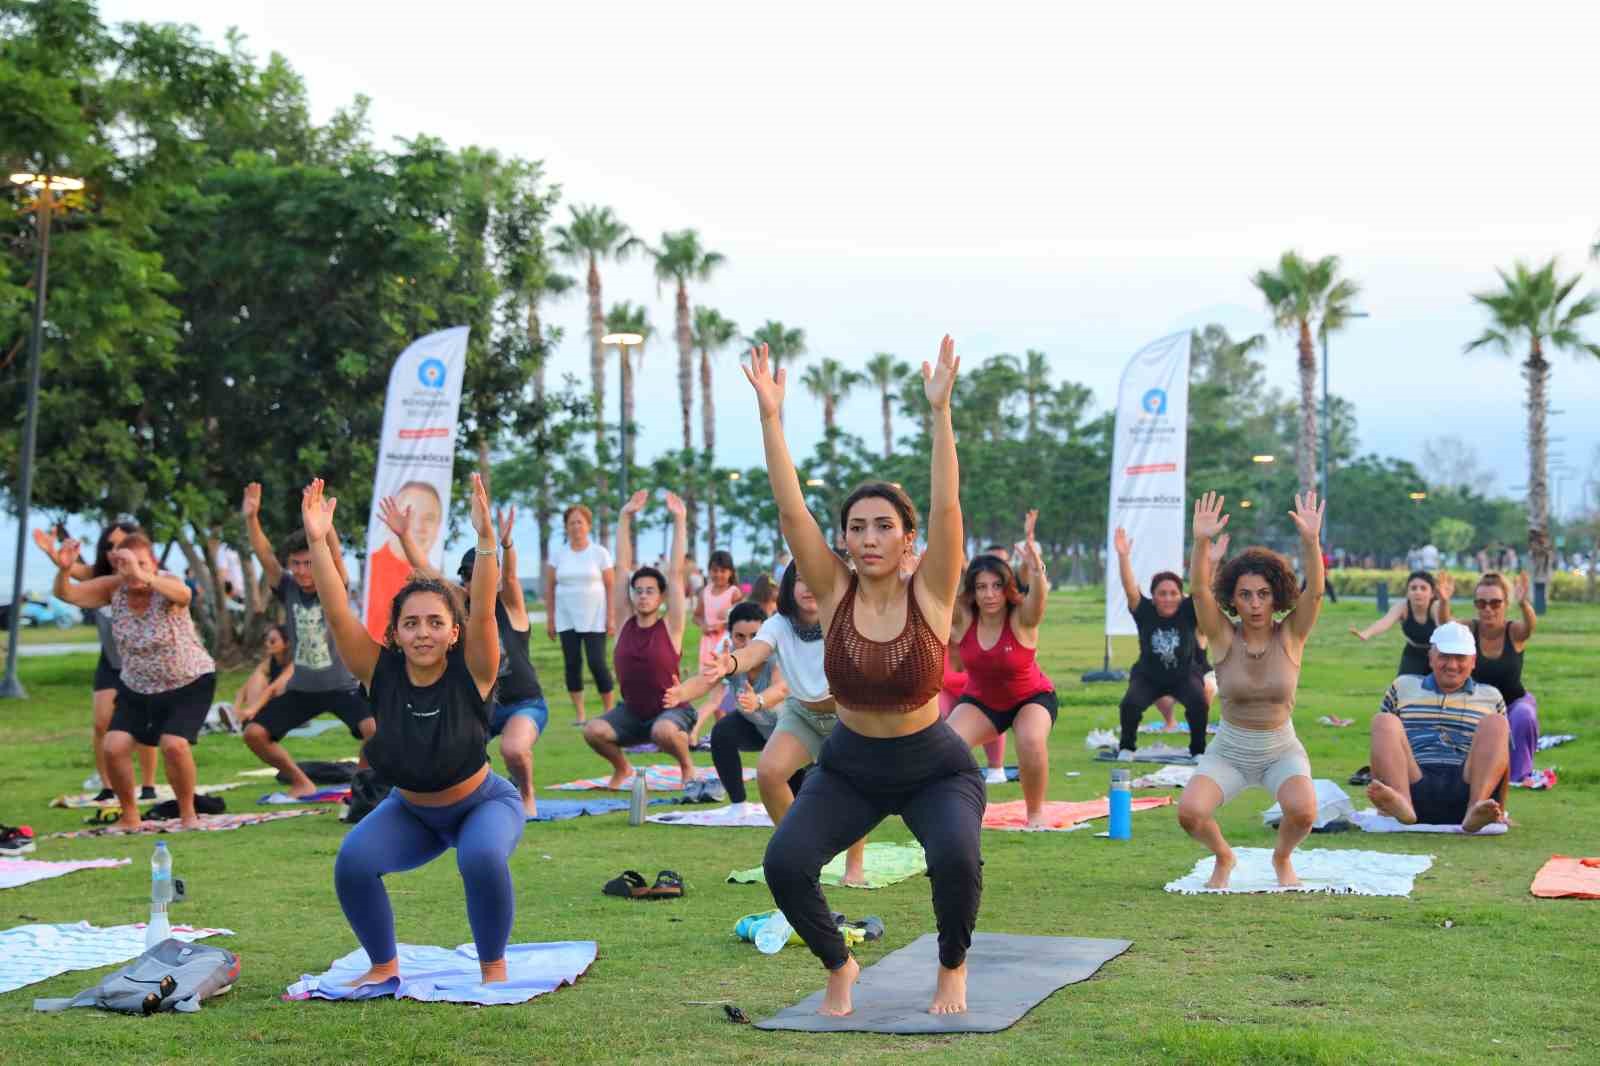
[3,172,82,700]
[1409,491,1428,501]
[1251,455,1275,465]
[1321,311,1370,525]
[600,331,643,503]
[805,478,824,488]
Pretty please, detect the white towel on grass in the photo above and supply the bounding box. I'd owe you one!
[646,803,774,828]
[1349,808,1509,835]
[1132,765,1196,789]
[1261,779,1355,829]
[1164,847,1434,896]
[0,858,128,891]
[0,921,232,994]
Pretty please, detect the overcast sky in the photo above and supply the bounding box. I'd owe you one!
[98,0,1600,526]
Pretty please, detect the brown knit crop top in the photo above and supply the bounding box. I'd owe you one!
[823,572,947,713]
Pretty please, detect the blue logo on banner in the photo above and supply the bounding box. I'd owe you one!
[1141,388,1167,415]
[418,358,447,389]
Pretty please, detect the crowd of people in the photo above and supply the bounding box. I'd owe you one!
[22,335,1552,1017]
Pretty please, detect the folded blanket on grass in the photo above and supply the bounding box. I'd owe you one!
[728,841,927,888]
[284,941,596,1005]
[0,921,231,995]
[48,809,323,839]
[1537,734,1576,751]
[1165,847,1434,896]
[547,764,753,792]
[528,798,632,822]
[1530,856,1600,899]
[1262,779,1355,830]
[259,787,351,805]
[50,783,241,809]
[1132,765,1196,789]
[648,803,774,828]
[0,858,128,891]
[1349,808,1508,835]
[984,796,1171,831]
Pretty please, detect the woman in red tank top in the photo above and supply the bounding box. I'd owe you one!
[947,513,1057,829]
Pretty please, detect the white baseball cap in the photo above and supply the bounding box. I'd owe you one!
[1430,621,1476,656]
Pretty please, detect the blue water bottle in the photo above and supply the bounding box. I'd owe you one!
[1108,767,1132,840]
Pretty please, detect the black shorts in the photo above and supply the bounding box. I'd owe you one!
[110,674,216,746]
[93,654,120,693]
[249,687,373,742]
[1411,763,1471,825]
[963,690,1059,735]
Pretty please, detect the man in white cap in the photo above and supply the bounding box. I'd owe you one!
[1365,620,1510,833]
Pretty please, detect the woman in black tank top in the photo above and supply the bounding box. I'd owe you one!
[1349,570,1454,677]
[1467,572,1540,783]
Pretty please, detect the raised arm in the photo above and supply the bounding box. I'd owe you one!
[51,541,118,609]
[1113,526,1141,614]
[1016,523,1049,630]
[663,491,690,648]
[112,549,192,608]
[33,528,93,581]
[462,474,501,695]
[324,524,352,590]
[378,495,444,582]
[912,336,964,614]
[1283,492,1326,648]
[1189,492,1233,656]
[1351,601,1405,641]
[241,482,284,588]
[743,343,848,610]
[1432,572,1455,624]
[301,478,381,686]
[495,507,528,627]
[1509,571,1537,645]
[612,490,646,631]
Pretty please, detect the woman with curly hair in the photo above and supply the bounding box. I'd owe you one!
[1178,491,1326,889]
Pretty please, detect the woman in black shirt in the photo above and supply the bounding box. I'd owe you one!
[303,474,522,989]
[1112,527,1214,758]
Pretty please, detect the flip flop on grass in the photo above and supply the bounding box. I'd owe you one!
[602,870,651,899]
[646,870,685,899]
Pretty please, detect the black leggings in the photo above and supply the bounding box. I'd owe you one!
[710,712,804,804]
[763,719,984,971]
[1119,669,1210,756]
[559,630,613,695]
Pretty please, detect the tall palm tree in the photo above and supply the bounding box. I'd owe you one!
[648,230,726,453]
[864,352,910,459]
[605,301,653,504]
[693,306,740,550]
[1465,259,1600,586]
[528,268,574,565]
[744,320,807,374]
[800,357,863,436]
[1251,251,1361,494]
[1021,349,1051,438]
[552,205,639,535]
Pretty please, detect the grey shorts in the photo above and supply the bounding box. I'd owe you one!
[1194,720,1311,802]
[770,697,839,761]
[598,702,696,748]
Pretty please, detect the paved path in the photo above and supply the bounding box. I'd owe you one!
[17,642,100,658]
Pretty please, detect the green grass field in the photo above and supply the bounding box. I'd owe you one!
[3,590,1596,1065]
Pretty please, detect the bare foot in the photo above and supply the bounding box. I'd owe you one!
[180,816,203,830]
[929,962,968,1014]
[479,957,509,984]
[1024,813,1051,831]
[1365,781,1416,824]
[287,778,320,799]
[819,956,860,1016]
[348,958,400,987]
[1205,849,1236,890]
[1461,798,1503,834]
[605,767,634,790]
[523,798,539,819]
[1272,851,1301,887]
[114,813,144,831]
[841,859,868,887]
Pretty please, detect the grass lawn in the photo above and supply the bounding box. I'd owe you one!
[12,623,98,646]
[4,589,1596,1064]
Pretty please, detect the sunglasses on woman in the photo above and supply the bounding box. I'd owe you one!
[1474,597,1505,609]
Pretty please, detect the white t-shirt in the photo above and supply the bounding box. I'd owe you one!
[753,613,830,703]
[548,541,614,633]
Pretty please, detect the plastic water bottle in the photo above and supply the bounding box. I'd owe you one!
[1108,767,1133,840]
[145,842,173,948]
[754,910,793,954]
[628,774,648,826]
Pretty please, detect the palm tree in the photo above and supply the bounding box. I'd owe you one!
[864,352,910,459]
[744,320,807,374]
[528,268,574,564]
[605,301,653,500]
[648,230,726,453]
[1465,259,1600,587]
[1021,349,1051,438]
[1251,251,1361,494]
[552,205,640,535]
[800,357,863,436]
[693,306,740,549]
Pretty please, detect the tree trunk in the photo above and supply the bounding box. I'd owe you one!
[880,386,893,460]
[477,438,492,490]
[676,280,698,549]
[529,301,553,567]
[700,345,717,552]
[1296,318,1318,494]
[587,255,608,542]
[1525,343,1552,584]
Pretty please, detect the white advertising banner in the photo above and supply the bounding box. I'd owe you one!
[1104,331,1191,636]
[362,326,469,640]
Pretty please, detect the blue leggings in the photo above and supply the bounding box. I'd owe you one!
[333,772,525,965]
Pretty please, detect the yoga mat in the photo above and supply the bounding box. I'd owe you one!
[284,941,597,1005]
[284,718,345,739]
[0,857,129,891]
[48,809,324,839]
[547,764,753,792]
[1132,765,1196,789]
[1093,746,1196,765]
[1349,808,1508,835]
[1137,721,1218,734]
[259,787,352,805]
[0,921,232,995]
[983,796,1171,832]
[648,803,775,828]
[729,841,927,889]
[50,782,242,809]
[1164,847,1434,895]
[755,932,1130,1034]
[236,757,358,779]
[528,798,631,822]
[623,738,712,753]
[1530,856,1600,899]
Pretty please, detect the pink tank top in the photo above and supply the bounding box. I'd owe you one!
[958,613,1051,708]
[700,584,739,635]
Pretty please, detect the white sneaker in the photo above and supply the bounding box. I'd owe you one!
[1116,749,1135,762]
[983,768,1009,785]
[83,772,103,791]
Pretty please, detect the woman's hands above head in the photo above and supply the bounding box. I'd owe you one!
[922,335,960,410]
[377,495,411,537]
[241,481,261,521]
[469,473,493,542]
[496,505,516,548]
[32,528,69,569]
[663,492,686,519]
[1208,532,1231,564]
[1513,571,1530,604]
[1437,572,1455,600]
[301,478,337,543]
[741,343,786,421]
[56,538,82,572]
[1192,491,1229,540]
[1113,527,1131,558]
[1287,491,1325,543]
[621,490,649,517]
[1023,508,1038,545]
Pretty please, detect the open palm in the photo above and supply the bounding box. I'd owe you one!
[301,478,336,542]
[741,343,786,420]
[1193,491,1229,540]
[922,335,959,409]
[1287,491,1324,541]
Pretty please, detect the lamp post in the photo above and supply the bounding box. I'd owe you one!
[600,331,643,503]
[3,172,83,700]
[1251,454,1275,545]
[1320,311,1369,532]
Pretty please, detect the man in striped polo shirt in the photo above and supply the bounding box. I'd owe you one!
[1366,621,1510,833]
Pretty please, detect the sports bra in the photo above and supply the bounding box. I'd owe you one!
[823,573,945,713]
[363,647,490,793]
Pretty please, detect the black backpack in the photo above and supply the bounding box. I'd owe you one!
[343,768,393,824]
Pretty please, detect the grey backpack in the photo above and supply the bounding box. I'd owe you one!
[34,938,240,1015]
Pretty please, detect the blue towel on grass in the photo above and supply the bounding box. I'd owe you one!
[285,941,596,1005]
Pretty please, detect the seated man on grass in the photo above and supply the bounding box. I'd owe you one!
[1366,620,1509,833]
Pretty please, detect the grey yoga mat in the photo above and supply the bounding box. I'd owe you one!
[1094,747,1196,765]
[754,932,1130,1034]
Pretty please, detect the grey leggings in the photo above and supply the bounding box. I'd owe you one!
[559,630,613,695]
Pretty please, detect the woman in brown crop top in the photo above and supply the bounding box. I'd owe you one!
[1179,490,1326,890]
[745,336,982,1018]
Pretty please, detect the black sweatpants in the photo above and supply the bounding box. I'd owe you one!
[558,630,613,695]
[763,719,985,971]
[709,712,803,804]
[1119,668,1210,756]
